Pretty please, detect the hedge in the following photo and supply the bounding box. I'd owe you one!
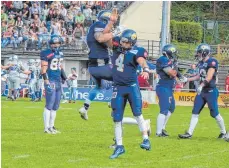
[170,20,203,43]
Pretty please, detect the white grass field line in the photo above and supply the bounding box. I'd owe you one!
[13,154,30,159]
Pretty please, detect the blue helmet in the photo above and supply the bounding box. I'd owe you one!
[120,29,137,48]
[162,44,178,59]
[49,35,63,52]
[97,10,112,24]
[195,43,211,61]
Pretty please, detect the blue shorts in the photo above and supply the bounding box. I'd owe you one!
[192,88,219,118]
[111,84,142,122]
[156,85,175,115]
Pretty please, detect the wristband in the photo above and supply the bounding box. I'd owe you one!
[143,67,150,73]
[42,73,49,80]
[61,69,67,81]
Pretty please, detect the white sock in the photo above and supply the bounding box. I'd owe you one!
[157,113,166,135]
[122,117,138,125]
[188,114,199,135]
[115,122,123,146]
[135,115,148,139]
[43,108,50,131]
[49,110,57,128]
[215,114,226,134]
[163,111,172,130]
[85,99,91,105]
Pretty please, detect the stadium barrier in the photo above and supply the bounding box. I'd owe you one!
[2,85,228,108]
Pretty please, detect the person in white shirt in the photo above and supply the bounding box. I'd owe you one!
[67,67,78,103]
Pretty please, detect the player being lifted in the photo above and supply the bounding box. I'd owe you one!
[156,44,182,137]
[178,43,227,139]
[79,9,118,120]
[109,29,151,159]
[40,35,67,134]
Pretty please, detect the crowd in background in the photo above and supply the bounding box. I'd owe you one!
[1,1,131,51]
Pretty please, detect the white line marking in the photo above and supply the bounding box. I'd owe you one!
[68,158,88,163]
[13,154,30,159]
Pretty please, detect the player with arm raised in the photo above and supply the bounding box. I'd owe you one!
[40,35,67,134]
[156,44,180,137]
[78,9,118,120]
[178,43,226,139]
[109,29,151,159]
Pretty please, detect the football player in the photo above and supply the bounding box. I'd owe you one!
[40,35,67,134]
[26,59,37,101]
[79,9,118,120]
[178,43,226,139]
[2,55,26,100]
[109,29,151,159]
[155,44,181,137]
[34,59,43,102]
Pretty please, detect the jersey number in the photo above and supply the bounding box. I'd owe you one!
[50,58,63,70]
[115,54,124,72]
[199,69,207,82]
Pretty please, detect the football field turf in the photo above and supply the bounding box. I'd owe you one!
[1,98,229,168]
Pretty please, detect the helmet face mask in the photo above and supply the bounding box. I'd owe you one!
[49,35,62,52]
[162,44,178,60]
[120,29,137,51]
[97,10,111,25]
[195,43,211,61]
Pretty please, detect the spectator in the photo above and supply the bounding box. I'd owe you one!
[2,1,12,10]
[60,4,67,17]
[32,14,41,27]
[1,21,8,33]
[29,2,41,19]
[8,14,15,27]
[37,22,48,49]
[73,23,84,49]
[75,11,85,26]
[10,28,20,49]
[1,26,13,48]
[83,5,92,27]
[13,1,23,12]
[46,4,55,32]
[225,71,229,94]
[8,4,17,17]
[186,64,198,92]
[27,28,38,50]
[68,67,78,103]
[15,17,23,36]
[21,3,30,26]
[1,8,8,22]
[42,4,49,22]
[175,79,184,92]
[21,25,30,51]
[51,20,61,36]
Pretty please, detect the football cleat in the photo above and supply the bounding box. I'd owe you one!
[109,145,125,159]
[162,129,169,137]
[145,119,151,136]
[178,132,192,139]
[79,107,88,120]
[225,132,229,142]
[218,133,226,139]
[109,138,117,149]
[51,126,61,134]
[44,129,52,134]
[140,139,151,151]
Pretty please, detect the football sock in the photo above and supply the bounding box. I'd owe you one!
[215,114,226,134]
[135,115,148,139]
[50,110,57,128]
[84,99,91,110]
[122,117,137,125]
[115,122,123,145]
[163,111,172,130]
[43,108,50,131]
[188,114,199,135]
[157,113,166,135]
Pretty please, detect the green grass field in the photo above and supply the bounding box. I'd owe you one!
[1,98,229,168]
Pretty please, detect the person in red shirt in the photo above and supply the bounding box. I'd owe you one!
[225,71,229,94]
[138,75,150,90]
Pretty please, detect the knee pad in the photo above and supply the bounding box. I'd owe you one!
[112,110,124,122]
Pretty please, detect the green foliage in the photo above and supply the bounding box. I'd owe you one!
[172,42,197,60]
[171,20,203,43]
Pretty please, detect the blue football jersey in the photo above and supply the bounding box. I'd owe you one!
[112,46,147,86]
[40,49,64,82]
[198,57,218,90]
[87,21,109,59]
[156,56,176,88]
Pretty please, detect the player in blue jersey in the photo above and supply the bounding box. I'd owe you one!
[40,35,67,134]
[156,44,184,137]
[79,9,119,120]
[109,29,151,159]
[178,43,226,139]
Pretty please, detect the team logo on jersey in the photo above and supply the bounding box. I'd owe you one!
[170,47,176,53]
[47,53,54,58]
[131,33,137,40]
[102,12,111,18]
[212,61,216,66]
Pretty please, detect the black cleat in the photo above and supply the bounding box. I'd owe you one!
[162,129,169,137]
[156,133,167,137]
[218,133,226,139]
[109,138,117,149]
[178,132,192,139]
